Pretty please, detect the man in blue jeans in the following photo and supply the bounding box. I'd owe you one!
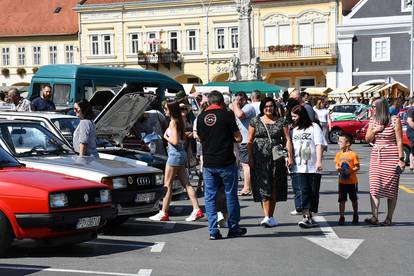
[195,91,246,240]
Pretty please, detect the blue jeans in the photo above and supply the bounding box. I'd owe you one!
[293,173,321,213]
[291,173,302,212]
[203,163,240,235]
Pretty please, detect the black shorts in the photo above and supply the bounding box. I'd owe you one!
[239,143,249,164]
[338,184,358,202]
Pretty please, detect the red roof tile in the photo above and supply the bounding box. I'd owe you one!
[0,0,79,37]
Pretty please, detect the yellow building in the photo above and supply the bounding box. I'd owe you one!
[253,0,340,90]
[76,0,341,89]
[0,0,79,87]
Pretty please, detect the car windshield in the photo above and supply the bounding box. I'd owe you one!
[0,123,73,157]
[51,117,80,143]
[0,147,21,168]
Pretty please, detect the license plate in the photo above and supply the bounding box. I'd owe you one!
[135,192,155,203]
[76,216,101,229]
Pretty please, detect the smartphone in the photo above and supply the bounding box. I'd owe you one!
[395,165,403,175]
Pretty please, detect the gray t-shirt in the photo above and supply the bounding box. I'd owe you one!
[73,119,99,157]
[236,103,256,144]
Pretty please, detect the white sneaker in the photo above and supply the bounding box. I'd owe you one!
[290,210,302,216]
[260,216,272,227]
[149,211,169,221]
[185,208,204,222]
[268,217,278,227]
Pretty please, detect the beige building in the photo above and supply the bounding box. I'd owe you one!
[77,0,342,90]
[0,0,80,87]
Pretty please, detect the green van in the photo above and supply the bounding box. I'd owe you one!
[28,64,183,111]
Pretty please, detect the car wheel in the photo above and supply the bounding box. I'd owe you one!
[0,211,14,255]
[328,129,343,144]
[403,145,410,165]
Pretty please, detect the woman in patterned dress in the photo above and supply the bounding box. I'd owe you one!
[247,97,293,227]
[365,98,405,226]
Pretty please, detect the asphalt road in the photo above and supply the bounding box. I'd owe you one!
[1,144,414,276]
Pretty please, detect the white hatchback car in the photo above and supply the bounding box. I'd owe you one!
[328,103,366,121]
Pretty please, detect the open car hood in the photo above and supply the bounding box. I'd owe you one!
[94,83,156,145]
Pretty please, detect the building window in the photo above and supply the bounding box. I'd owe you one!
[49,46,58,64]
[91,35,99,55]
[89,34,114,56]
[147,32,159,53]
[230,27,239,49]
[130,33,139,54]
[216,28,225,49]
[298,78,315,91]
[169,31,178,52]
[402,0,411,12]
[2,48,10,66]
[372,37,390,62]
[18,47,26,66]
[33,46,41,65]
[187,30,197,51]
[65,45,74,64]
[264,25,292,47]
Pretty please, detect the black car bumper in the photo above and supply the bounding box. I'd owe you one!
[15,206,117,230]
[112,186,166,216]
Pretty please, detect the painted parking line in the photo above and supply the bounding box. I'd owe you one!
[0,265,151,276]
[400,184,414,193]
[86,241,165,252]
[150,242,165,253]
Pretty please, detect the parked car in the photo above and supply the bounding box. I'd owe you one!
[0,146,116,255]
[328,103,367,122]
[0,120,165,228]
[328,108,371,143]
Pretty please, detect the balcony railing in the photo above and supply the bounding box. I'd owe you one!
[258,44,337,60]
[138,51,182,70]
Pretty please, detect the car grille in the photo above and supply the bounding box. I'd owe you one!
[127,174,155,187]
[66,189,103,208]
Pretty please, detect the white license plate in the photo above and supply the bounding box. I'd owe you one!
[76,216,101,229]
[135,192,155,203]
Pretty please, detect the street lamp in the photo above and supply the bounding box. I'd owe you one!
[199,0,212,83]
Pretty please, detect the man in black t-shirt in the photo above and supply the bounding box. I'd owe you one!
[196,91,246,240]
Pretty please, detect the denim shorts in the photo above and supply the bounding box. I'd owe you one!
[167,144,187,167]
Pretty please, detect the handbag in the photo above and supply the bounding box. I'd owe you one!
[261,118,287,161]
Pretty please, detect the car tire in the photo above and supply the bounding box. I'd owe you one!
[0,211,14,255]
[328,128,343,144]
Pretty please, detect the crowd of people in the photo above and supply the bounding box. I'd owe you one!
[149,89,412,240]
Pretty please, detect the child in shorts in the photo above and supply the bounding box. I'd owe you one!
[335,133,360,225]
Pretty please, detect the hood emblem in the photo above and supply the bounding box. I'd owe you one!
[128,176,134,185]
[84,193,89,202]
[137,177,150,186]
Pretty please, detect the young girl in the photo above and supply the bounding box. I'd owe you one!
[149,100,204,222]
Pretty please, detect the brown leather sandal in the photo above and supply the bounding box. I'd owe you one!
[364,217,379,225]
[380,217,392,226]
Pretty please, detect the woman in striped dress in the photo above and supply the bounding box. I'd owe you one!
[365,98,405,226]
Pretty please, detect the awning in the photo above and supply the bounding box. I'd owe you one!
[195,86,230,95]
[204,81,285,95]
[304,87,332,96]
[362,84,387,98]
[328,86,357,98]
[376,82,410,97]
[348,85,374,97]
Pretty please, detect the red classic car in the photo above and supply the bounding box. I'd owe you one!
[328,109,372,143]
[0,147,116,255]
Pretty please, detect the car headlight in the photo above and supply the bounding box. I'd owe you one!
[112,177,127,189]
[100,189,111,203]
[50,193,68,208]
[155,174,164,186]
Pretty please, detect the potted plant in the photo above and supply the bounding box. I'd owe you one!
[1,68,10,77]
[17,67,26,77]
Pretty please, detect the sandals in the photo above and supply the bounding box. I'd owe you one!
[238,190,252,196]
[380,217,393,227]
[364,217,379,225]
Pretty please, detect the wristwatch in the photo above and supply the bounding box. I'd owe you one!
[399,157,405,162]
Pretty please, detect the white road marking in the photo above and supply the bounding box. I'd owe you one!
[0,265,151,276]
[150,242,165,253]
[163,222,176,230]
[304,216,364,260]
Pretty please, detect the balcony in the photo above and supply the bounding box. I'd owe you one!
[137,51,182,70]
[258,44,337,61]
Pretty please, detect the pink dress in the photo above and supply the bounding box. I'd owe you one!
[369,117,400,199]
